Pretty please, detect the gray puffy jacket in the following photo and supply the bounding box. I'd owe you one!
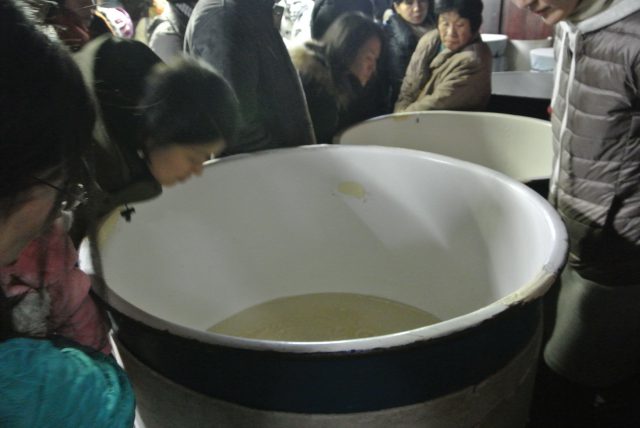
[549,0,640,284]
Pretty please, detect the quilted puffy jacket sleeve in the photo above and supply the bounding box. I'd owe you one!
[0,337,135,427]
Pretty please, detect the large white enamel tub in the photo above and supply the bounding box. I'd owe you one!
[82,145,566,428]
[335,111,552,195]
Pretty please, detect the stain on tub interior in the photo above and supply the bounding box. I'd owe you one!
[337,181,366,200]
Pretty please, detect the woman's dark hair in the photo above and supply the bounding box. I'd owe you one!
[434,0,483,33]
[140,57,240,151]
[0,0,94,216]
[311,0,374,40]
[120,0,154,23]
[93,37,162,157]
[392,0,436,26]
[322,12,385,83]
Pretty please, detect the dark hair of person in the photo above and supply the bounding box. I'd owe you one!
[139,57,240,151]
[392,0,436,26]
[322,12,385,88]
[311,0,374,40]
[120,0,154,24]
[0,0,94,217]
[434,0,483,33]
[0,0,95,339]
[93,38,162,156]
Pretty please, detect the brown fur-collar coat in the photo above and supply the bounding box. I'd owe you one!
[290,41,361,143]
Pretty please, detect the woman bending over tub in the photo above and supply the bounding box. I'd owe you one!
[70,36,240,244]
[291,12,385,144]
[3,35,241,359]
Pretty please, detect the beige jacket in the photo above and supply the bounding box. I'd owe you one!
[394,29,492,112]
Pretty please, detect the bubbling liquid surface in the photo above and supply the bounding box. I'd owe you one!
[207,292,440,341]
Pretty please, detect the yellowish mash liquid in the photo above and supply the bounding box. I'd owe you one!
[207,292,440,341]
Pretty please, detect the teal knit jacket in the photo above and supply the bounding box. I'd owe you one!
[0,338,135,427]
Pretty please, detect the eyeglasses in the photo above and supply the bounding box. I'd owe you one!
[31,177,88,212]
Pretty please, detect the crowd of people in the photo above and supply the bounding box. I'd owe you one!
[1,0,639,426]
[46,0,494,146]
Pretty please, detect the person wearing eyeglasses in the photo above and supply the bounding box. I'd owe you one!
[0,1,135,425]
[2,29,240,357]
[394,0,491,112]
[384,0,435,105]
[0,182,111,349]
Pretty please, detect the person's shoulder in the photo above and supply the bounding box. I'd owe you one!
[192,0,232,19]
[586,1,640,28]
[195,0,227,9]
[418,29,440,45]
[0,337,135,427]
[0,338,57,362]
[74,33,111,61]
[189,0,238,34]
[0,338,94,383]
[386,14,408,32]
[0,337,93,372]
[601,8,640,41]
[386,14,415,42]
[148,15,177,39]
[0,336,131,393]
[291,41,337,95]
[414,29,440,53]
[290,41,327,75]
[459,38,493,64]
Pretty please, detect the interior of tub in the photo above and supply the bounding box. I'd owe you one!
[336,111,552,183]
[93,146,560,336]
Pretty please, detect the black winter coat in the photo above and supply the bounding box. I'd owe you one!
[185,0,316,155]
[385,13,433,105]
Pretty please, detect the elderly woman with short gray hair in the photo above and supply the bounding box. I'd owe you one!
[394,0,491,112]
